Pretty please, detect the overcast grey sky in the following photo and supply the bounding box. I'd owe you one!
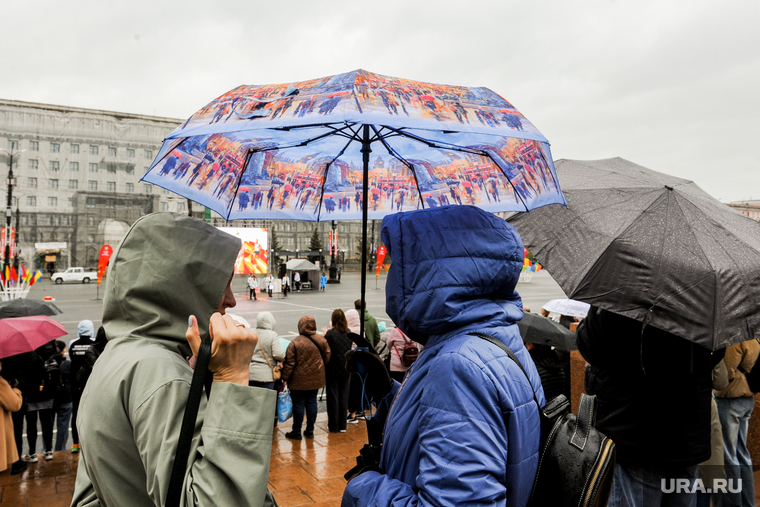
[2,0,758,202]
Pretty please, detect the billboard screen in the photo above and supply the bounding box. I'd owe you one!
[217,227,268,275]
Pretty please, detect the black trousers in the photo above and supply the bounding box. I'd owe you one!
[326,375,351,432]
[26,408,54,454]
[12,402,26,456]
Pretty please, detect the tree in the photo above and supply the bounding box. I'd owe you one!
[308,227,324,266]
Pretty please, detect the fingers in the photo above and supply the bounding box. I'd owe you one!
[185,315,201,357]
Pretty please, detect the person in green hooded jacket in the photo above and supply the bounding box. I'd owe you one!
[71,213,278,507]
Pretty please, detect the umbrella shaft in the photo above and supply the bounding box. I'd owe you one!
[360,125,371,340]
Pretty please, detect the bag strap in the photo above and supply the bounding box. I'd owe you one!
[166,335,212,507]
[303,334,327,363]
[259,342,274,369]
[468,332,542,413]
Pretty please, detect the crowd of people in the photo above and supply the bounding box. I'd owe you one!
[0,206,757,507]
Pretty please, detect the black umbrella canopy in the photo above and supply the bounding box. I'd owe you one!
[517,312,577,350]
[0,298,63,319]
[509,158,760,351]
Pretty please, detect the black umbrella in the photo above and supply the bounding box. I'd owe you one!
[517,312,577,350]
[0,298,62,319]
[508,157,760,351]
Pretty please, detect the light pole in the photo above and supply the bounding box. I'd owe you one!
[328,220,339,283]
[0,148,22,275]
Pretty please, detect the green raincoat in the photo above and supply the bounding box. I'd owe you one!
[71,213,277,506]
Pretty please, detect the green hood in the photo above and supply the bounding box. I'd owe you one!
[102,213,241,357]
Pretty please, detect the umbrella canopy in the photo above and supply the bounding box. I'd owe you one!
[0,298,62,319]
[0,315,67,359]
[541,299,590,318]
[517,312,577,350]
[508,157,760,350]
[142,69,565,338]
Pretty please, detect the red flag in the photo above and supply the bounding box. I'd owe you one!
[98,245,113,286]
[9,266,17,284]
[376,245,387,279]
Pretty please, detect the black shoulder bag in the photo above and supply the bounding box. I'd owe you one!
[165,334,213,507]
[470,332,616,507]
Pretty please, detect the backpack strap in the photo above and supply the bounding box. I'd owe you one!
[468,332,542,413]
[166,335,212,507]
[570,393,597,451]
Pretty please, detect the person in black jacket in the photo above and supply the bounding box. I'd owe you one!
[67,319,96,453]
[53,340,73,452]
[23,342,57,462]
[322,309,353,433]
[578,306,725,507]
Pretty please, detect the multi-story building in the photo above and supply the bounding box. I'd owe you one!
[728,200,760,222]
[0,99,372,273]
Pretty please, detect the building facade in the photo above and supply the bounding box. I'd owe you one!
[0,99,373,272]
[728,201,760,222]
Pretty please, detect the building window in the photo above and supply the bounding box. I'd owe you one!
[88,181,97,191]
[28,177,37,188]
[70,161,79,171]
[50,143,60,153]
[89,163,98,172]
[125,200,133,209]
[107,163,117,173]
[145,149,152,159]
[88,216,94,226]
[48,197,57,207]
[161,187,168,194]
[71,144,79,154]
[126,183,134,193]
[8,140,18,150]
[161,202,169,211]
[50,161,59,171]
[27,196,36,206]
[90,145,99,155]
[107,181,116,192]
[28,159,38,170]
[69,179,78,189]
[86,197,96,208]
[106,198,115,208]
[126,165,134,175]
[178,202,186,212]
[127,148,135,158]
[144,184,152,194]
[108,147,117,157]
[21,216,27,225]
[29,141,39,151]
[49,179,59,189]
[68,198,74,207]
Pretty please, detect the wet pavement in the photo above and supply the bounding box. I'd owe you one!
[4,411,367,506]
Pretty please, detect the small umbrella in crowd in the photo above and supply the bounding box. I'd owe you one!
[0,298,62,319]
[509,157,760,351]
[517,312,577,350]
[0,315,67,360]
[142,69,566,338]
[541,299,590,319]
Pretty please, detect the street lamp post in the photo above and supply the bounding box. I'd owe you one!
[328,220,339,283]
[1,149,20,275]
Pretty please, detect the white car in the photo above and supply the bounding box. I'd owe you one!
[51,267,98,284]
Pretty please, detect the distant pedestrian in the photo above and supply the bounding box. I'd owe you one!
[355,299,380,348]
[282,273,290,297]
[714,339,760,507]
[294,271,301,291]
[386,327,423,383]
[266,274,275,297]
[320,272,328,291]
[247,274,258,300]
[322,310,353,433]
[249,312,286,390]
[281,316,331,440]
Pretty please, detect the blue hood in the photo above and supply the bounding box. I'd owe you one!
[381,206,524,343]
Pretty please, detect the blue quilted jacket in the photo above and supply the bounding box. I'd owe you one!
[342,206,545,507]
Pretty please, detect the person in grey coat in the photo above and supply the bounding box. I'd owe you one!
[249,312,286,390]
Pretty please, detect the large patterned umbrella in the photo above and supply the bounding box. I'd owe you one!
[142,69,565,337]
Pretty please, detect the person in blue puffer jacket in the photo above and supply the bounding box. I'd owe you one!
[342,205,545,507]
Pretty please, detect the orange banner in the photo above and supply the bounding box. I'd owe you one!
[98,245,113,286]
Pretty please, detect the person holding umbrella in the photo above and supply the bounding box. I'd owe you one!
[70,213,277,507]
[578,307,724,507]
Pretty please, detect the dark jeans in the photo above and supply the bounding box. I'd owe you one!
[249,288,256,300]
[26,408,55,454]
[249,380,275,390]
[54,402,73,451]
[290,389,318,436]
[12,403,26,457]
[71,391,81,445]
[608,463,698,507]
[326,375,350,432]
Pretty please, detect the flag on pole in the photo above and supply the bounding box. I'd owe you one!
[20,265,27,283]
[29,269,43,287]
